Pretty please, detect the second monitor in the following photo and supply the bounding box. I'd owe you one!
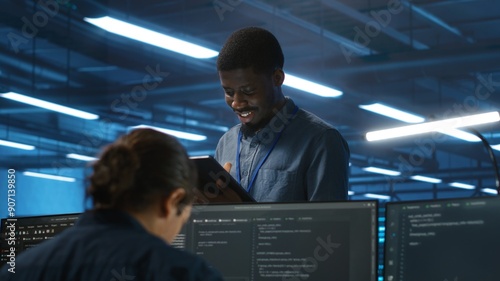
[176,200,379,281]
[384,196,500,281]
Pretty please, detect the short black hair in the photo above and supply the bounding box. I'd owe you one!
[217,27,284,74]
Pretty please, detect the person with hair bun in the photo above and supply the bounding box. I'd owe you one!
[0,128,224,281]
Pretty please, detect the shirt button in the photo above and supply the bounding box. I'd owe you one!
[243,171,248,176]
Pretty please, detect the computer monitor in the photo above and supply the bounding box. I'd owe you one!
[1,201,378,280]
[384,196,500,281]
[0,213,80,266]
[175,201,379,281]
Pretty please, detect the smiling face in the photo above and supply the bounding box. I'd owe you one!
[219,67,286,131]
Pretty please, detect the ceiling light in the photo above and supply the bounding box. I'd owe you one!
[481,188,498,195]
[0,92,99,120]
[492,144,500,151]
[284,74,343,97]
[360,103,482,142]
[348,191,355,196]
[449,182,475,190]
[129,125,207,141]
[364,193,391,200]
[359,103,425,123]
[189,150,216,157]
[362,166,401,176]
[410,175,442,184]
[435,128,481,142]
[366,111,500,141]
[184,119,229,132]
[0,140,35,150]
[23,171,75,182]
[84,16,218,59]
[66,153,98,162]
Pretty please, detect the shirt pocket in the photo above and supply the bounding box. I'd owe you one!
[259,169,299,201]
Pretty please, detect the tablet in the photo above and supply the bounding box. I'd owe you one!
[190,155,255,203]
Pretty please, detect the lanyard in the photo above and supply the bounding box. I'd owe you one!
[236,105,299,193]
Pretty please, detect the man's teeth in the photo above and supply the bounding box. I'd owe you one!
[240,112,251,117]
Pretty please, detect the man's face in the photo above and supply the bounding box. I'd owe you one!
[219,67,285,132]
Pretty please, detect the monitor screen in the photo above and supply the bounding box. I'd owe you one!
[0,213,80,266]
[175,201,379,281]
[384,196,500,281]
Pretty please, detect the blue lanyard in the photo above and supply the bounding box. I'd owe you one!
[236,105,299,193]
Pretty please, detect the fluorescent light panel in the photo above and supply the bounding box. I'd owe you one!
[284,74,342,97]
[23,171,75,182]
[410,175,442,184]
[364,193,391,200]
[366,111,500,141]
[0,140,35,150]
[0,92,99,120]
[449,182,475,190]
[481,188,498,195]
[84,16,218,59]
[362,166,401,176]
[359,103,425,123]
[360,103,487,142]
[130,125,207,141]
[436,128,481,142]
[66,153,98,162]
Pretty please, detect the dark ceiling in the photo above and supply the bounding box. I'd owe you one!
[1,0,499,201]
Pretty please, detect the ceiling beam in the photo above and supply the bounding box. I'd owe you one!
[320,0,428,50]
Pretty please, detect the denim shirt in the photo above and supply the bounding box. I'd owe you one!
[215,97,350,202]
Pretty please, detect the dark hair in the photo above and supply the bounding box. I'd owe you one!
[87,128,196,213]
[217,27,284,74]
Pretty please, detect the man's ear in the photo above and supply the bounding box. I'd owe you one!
[273,68,285,87]
[161,188,186,217]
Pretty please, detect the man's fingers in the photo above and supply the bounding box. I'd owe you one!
[223,162,232,173]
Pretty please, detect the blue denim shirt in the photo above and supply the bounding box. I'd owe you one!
[215,98,350,202]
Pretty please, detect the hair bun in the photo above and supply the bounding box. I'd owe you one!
[88,144,140,206]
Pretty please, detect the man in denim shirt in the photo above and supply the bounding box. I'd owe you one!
[215,27,350,202]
